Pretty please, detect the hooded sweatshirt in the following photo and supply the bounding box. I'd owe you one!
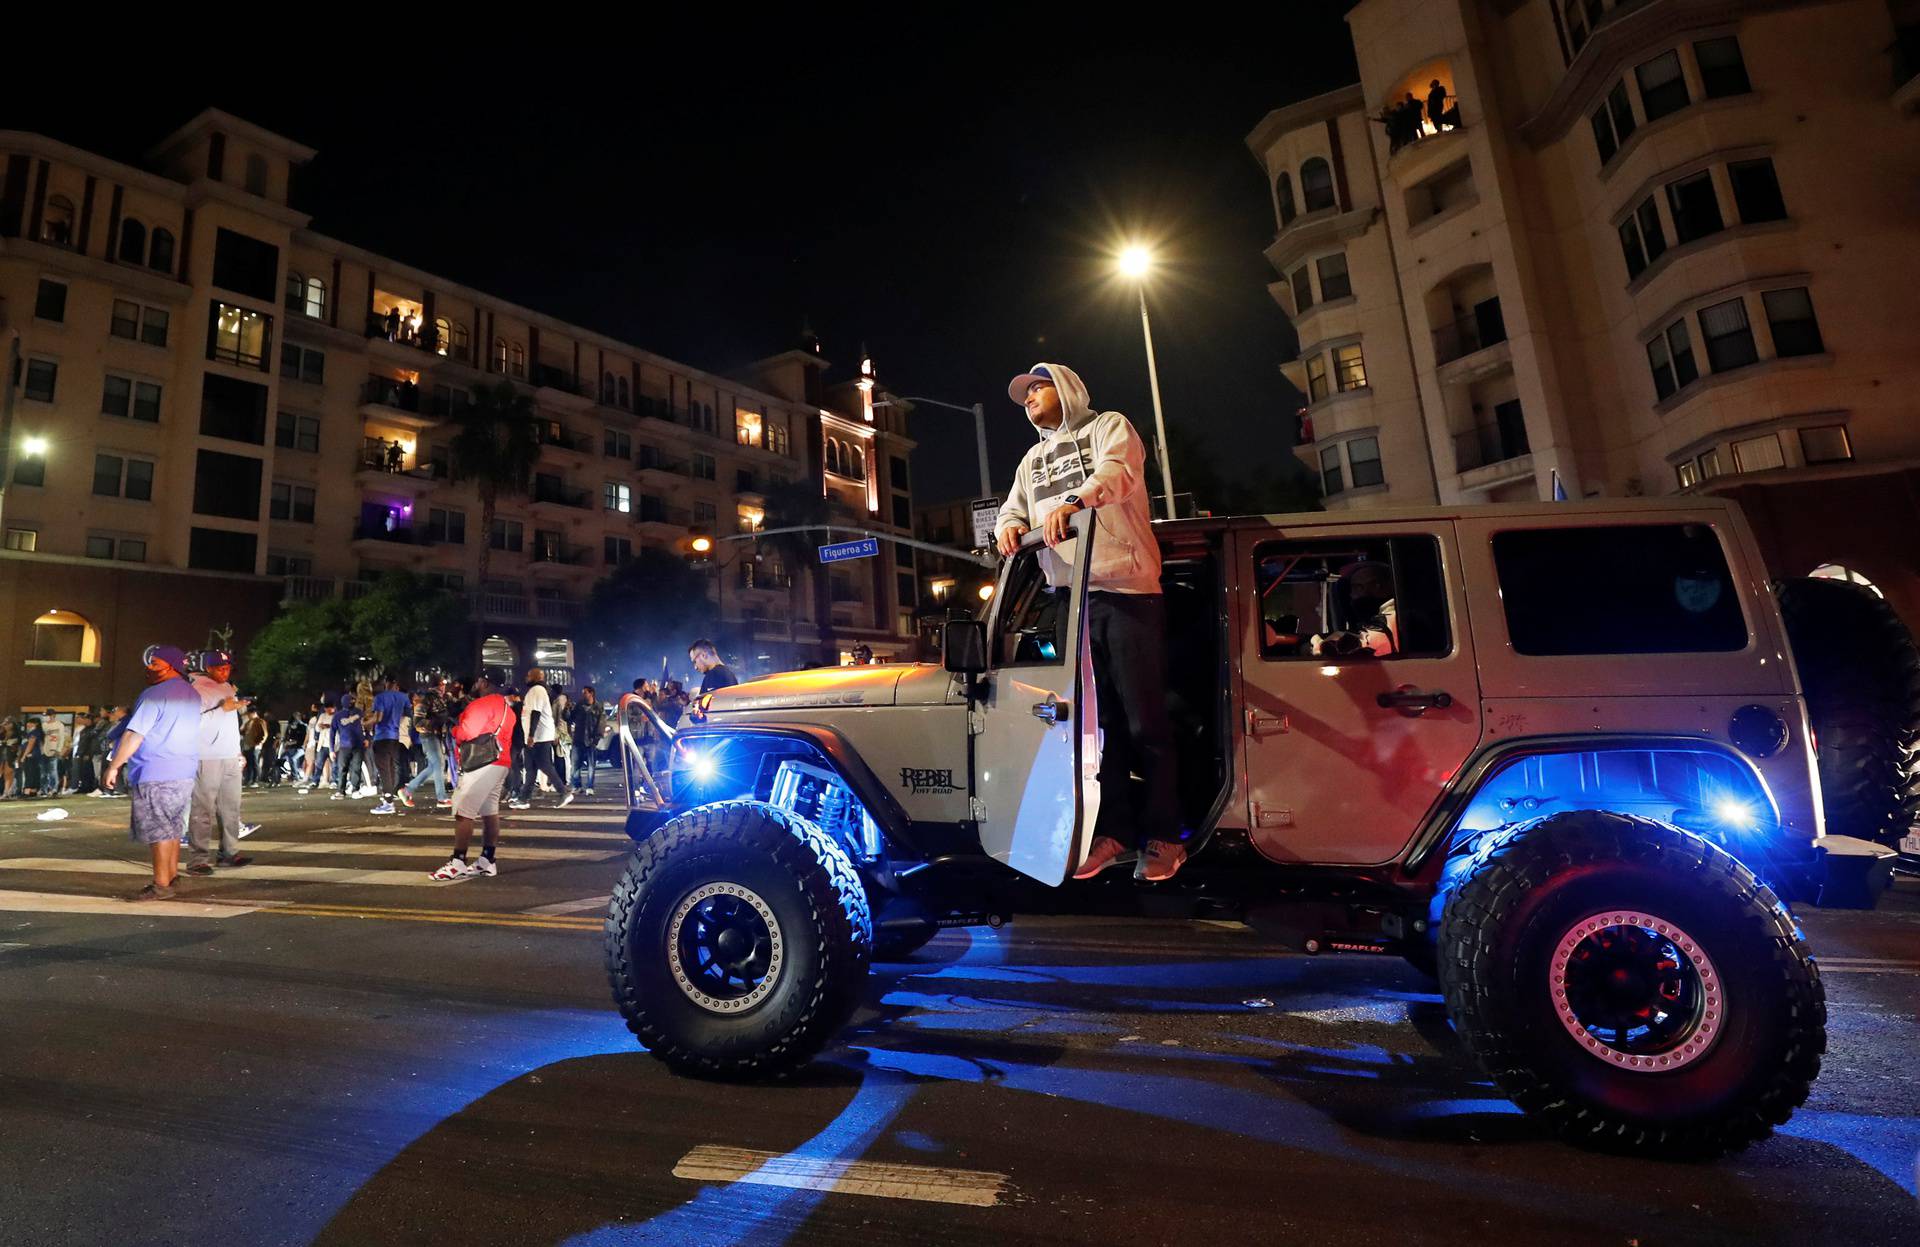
[994,363,1161,595]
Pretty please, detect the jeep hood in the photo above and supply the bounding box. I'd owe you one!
[706,663,955,713]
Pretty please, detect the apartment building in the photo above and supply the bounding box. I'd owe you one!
[0,110,916,708]
[1248,0,1920,622]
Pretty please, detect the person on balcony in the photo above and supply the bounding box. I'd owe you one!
[384,306,401,341]
[385,440,405,473]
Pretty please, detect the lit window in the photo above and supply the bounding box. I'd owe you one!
[1333,343,1367,392]
[604,481,632,513]
[1675,460,1701,490]
[209,302,270,369]
[1305,354,1329,403]
[29,609,99,664]
[4,529,37,552]
[736,408,764,448]
[1731,434,1784,474]
[737,505,764,533]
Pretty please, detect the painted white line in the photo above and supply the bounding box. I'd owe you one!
[240,840,620,863]
[523,894,612,915]
[334,826,632,844]
[672,1145,1006,1207]
[0,858,441,888]
[0,888,262,918]
[1818,958,1920,975]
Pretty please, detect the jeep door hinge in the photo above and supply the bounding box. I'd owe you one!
[1247,709,1289,738]
[968,797,988,822]
[967,711,987,736]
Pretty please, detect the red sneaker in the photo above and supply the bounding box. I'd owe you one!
[1135,839,1188,883]
[1072,836,1129,880]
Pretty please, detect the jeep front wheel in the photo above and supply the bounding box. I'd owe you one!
[1438,811,1825,1159]
[604,801,872,1079]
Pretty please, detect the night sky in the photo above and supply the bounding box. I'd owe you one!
[14,14,1361,507]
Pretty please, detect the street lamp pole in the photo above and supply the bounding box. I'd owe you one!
[1135,285,1177,521]
[875,396,992,500]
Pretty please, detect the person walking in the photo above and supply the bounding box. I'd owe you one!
[186,650,256,876]
[72,712,99,794]
[42,713,70,794]
[368,677,411,815]
[20,717,44,797]
[104,646,204,901]
[509,668,572,810]
[400,682,452,809]
[430,674,516,881]
[95,707,129,797]
[568,685,602,796]
[331,693,368,801]
[996,362,1185,882]
[300,701,333,793]
[241,708,269,787]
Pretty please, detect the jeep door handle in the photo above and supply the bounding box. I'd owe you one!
[1032,699,1069,724]
[1376,687,1452,714]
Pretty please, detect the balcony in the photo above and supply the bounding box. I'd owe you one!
[634,504,692,537]
[636,453,691,488]
[530,480,591,511]
[530,540,593,573]
[360,377,440,431]
[1453,411,1531,477]
[469,590,581,624]
[351,520,426,548]
[540,426,594,456]
[531,362,593,406]
[355,445,440,493]
[1433,298,1508,369]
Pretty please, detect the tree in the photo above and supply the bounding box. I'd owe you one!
[450,379,542,589]
[1146,422,1322,518]
[244,573,464,704]
[574,548,723,689]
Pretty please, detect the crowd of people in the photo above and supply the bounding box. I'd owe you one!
[1376,79,1459,153]
[98,636,743,897]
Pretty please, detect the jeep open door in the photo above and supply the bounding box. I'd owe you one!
[971,510,1101,886]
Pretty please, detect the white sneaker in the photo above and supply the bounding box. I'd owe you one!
[583,789,595,797]
[295,787,310,796]
[556,792,575,809]
[370,801,395,816]
[469,856,498,877]
[507,799,531,810]
[329,791,344,800]
[429,857,475,881]
[239,822,261,839]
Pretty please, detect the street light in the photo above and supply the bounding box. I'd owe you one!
[873,396,992,501]
[1117,243,1178,520]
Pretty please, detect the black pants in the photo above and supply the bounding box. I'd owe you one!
[519,741,566,799]
[337,743,368,793]
[373,739,405,795]
[1087,591,1181,848]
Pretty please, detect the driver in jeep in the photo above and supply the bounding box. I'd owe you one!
[994,362,1185,881]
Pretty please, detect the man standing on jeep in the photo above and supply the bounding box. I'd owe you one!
[995,363,1184,881]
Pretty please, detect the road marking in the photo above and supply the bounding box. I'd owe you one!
[0,887,262,919]
[523,894,612,915]
[239,840,620,862]
[248,900,599,932]
[672,1145,1007,1207]
[0,857,443,888]
[327,826,633,844]
[1818,957,1920,975]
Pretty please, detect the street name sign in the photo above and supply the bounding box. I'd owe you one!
[819,537,880,563]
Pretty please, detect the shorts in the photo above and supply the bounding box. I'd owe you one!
[129,778,195,845]
[451,763,509,820]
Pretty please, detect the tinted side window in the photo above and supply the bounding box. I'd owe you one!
[1253,535,1448,661]
[1492,524,1746,654]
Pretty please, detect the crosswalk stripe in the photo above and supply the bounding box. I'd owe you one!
[258,904,599,932]
[0,857,443,888]
[672,1145,1007,1207]
[236,840,621,862]
[316,826,632,844]
[0,887,263,918]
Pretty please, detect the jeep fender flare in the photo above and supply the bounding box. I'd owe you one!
[669,722,923,855]
[1399,733,1785,881]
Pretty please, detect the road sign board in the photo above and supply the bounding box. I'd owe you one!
[819,537,880,564]
[970,497,1001,551]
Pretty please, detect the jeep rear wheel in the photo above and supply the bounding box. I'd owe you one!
[1438,811,1825,1159]
[604,801,872,1079]
[1777,576,1920,848]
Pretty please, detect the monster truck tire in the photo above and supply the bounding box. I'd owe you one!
[1438,810,1825,1159]
[604,800,872,1079]
[1403,825,1510,979]
[1776,576,1920,848]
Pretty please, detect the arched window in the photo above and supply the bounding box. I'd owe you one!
[119,218,147,264]
[433,317,452,355]
[245,154,269,196]
[41,196,75,247]
[1275,171,1297,226]
[510,342,526,378]
[493,337,508,373]
[851,443,867,479]
[453,322,470,359]
[826,438,843,475]
[303,277,326,319]
[480,635,517,674]
[602,372,616,404]
[286,271,305,310]
[1300,158,1335,214]
[148,227,175,274]
[616,376,631,408]
[29,609,100,664]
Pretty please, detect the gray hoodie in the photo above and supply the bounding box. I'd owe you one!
[994,363,1162,595]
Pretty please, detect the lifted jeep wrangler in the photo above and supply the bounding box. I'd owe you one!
[603,501,1906,1160]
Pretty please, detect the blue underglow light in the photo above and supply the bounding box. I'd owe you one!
[684,749,717,784]
[1713,797,1758,830]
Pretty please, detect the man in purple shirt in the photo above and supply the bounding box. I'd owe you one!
[368,677,412,815]
[102,645,203,901]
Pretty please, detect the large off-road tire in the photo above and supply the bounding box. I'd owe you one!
[604,800,872,1079]
[1439,810,1825,1159]
[1776,576,1920,848]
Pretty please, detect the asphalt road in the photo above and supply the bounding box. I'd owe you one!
[0,788,1915,1247]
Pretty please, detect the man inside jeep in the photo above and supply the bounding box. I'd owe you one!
[994,362,1185,882]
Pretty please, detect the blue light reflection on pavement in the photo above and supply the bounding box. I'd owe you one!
[561,1071,918,1247]
[1778,1112,1920,1196]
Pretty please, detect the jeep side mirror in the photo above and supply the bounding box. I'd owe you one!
[943,619,988,675]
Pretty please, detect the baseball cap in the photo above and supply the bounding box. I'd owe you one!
[200,649,234,670]
[1007,363,1056,405]
[142,644,187,670]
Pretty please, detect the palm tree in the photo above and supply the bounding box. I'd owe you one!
[450,380,543,592]
[759,478,841,665]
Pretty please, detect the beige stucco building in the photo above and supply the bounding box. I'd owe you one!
[0,111,920,709]
[1249,0,1920,620]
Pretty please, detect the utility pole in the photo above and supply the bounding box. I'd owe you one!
[1136,285,1178,520]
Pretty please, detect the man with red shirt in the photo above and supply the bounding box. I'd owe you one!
[430,674,516,881]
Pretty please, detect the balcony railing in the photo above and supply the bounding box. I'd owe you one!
[531,481,591,509]
[530,363,590,396]
[637,452,691,476]
[531,541,592,567]
[362,376,423,412]
[358,444,438,478]
[636,504,692,527]
[1453,416,1530,473]
[1432,298,1507,366]
[540,427,594,454]
[352,521,424,545]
